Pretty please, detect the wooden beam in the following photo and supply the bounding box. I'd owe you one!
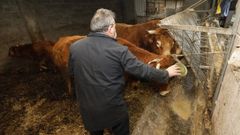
[158,23,233,35]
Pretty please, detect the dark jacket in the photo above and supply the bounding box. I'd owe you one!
[68,32,169,131]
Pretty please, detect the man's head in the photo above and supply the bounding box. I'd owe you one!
[90,8,117,38]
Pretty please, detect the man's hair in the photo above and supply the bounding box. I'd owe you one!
[90,8,115,32]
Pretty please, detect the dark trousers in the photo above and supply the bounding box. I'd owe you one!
[89,115,129,135]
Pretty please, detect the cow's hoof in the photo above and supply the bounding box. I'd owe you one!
[159,90,170,96]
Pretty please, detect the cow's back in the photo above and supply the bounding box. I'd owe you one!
[52,35,85,71]
[116,20,159,47]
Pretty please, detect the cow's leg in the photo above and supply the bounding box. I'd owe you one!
[39,58,49,71]
[61,69,75,97]
[67,76,72,96]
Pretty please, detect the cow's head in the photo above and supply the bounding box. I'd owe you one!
[8,43,35,58]
[8,45,19,57]
[147,55,176,96]
[148,55,175,70]
[145,28,181,55]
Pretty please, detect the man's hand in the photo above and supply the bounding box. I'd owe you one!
[166,64,182,77]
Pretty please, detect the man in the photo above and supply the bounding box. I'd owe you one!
[69,8,181,135]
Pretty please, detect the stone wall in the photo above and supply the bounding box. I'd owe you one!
[212,1,240,134]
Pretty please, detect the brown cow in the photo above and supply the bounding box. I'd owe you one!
[8,40,54,70]
[116,20,181,55]
[51,35,85,95]
[117,38,175,95]
[8,36,83,95]
[52,36,175,95]
[9,43,35,58]
[8,36,176,96]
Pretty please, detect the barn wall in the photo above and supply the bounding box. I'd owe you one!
[0,0,132,72]
[120,0,136,24]
[135,0,146,17]
[212,1,240,134]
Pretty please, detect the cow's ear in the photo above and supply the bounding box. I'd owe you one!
[147,30,156,34]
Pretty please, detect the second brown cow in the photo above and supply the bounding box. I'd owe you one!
[116,20,182,55]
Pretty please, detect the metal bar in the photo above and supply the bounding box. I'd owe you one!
[186,0,208,10]
[186,9,211,13]
[181,51,203,84]
[212,35,235,111]
[158,24,233,35]
[199,65,210,69]
[207,31,216,92]
[185,51,226,55]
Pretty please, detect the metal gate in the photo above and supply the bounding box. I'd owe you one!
[159,0,234,95]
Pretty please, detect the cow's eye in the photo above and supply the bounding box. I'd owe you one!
[148,39,153,43]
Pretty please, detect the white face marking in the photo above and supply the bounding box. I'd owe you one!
[147,30,156,34]
[157,40,161,48]
[156,63,161,69]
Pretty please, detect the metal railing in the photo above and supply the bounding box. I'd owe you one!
[159,1,234,92]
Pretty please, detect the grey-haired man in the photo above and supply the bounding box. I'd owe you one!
[69,8,181,135]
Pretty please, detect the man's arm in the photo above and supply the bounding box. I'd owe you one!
[120,48,170,84]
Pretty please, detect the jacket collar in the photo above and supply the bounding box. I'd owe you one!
[88,32,117,41]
